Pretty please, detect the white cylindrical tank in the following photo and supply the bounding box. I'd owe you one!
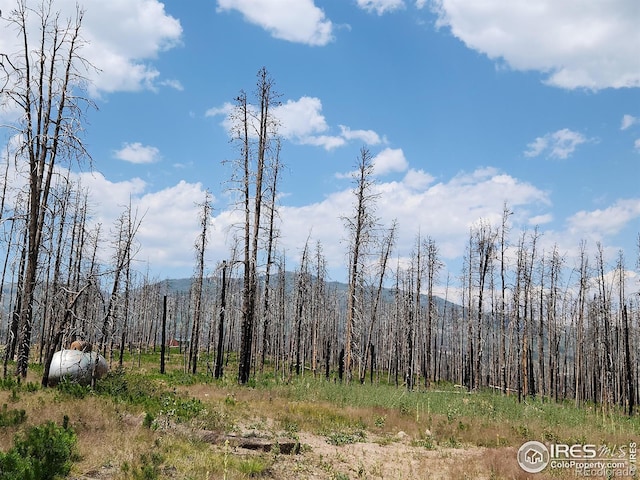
[48,349,109,386]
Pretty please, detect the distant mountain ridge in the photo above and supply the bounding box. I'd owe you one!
[156,273,456,312]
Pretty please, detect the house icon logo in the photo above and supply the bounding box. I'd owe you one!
[517,441,550,473]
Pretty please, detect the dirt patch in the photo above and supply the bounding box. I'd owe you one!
[274,432,489,479]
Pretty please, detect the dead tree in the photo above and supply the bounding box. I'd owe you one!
[294,240,310,375]
[574,242,589,407]
[214,261,227,379]
[472,220,496,389]
[188,191,212,374]
[227,68,281,385]
[547,245,564,401]
[343,147,378,383]
[423,236,442,388]
[1,0,95,378]
[310,241,327,377]
[360,221,396,384]
[499,204,512,394]
[259,140,282,371]
[96,204,142,378]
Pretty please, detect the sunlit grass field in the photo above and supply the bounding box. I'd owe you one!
[1,350,638,479]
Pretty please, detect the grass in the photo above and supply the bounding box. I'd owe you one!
[2,351,640,479]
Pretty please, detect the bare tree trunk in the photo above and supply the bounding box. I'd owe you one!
[234,69,280,385]
[473,221,496,389]
[189,192,211,374]
[623,304,634,416]
[260,142,281,371]
[548,246,563,402]
[424,236,441,388]
[95,205,142,385]
[499,204,512,394]
[5,2,93,379]
[344,147,378,383]
[294,241,310,375]
[575,242,589,407]
[160,295,167,374]
[215,261,227,379]
[360,221,396,383]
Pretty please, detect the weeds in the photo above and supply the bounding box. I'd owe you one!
[0,404,26,427]
[5,354,640,479]
[121,452,164,480]
[56,377,91,399]
[237,457,270,476]
[0,416,77,480]
[325,428,367,446]
[94,368,204,426]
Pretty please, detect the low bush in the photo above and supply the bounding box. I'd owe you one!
[0,416,78,480]
[0,404,26,427]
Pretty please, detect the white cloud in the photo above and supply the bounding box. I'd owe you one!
[208,96,383,151]
[276,97,330,138]
[339,125,383,145]
[372,148,408,175]
[205,102,235,133]
[426,0,640,90]
[357,0,405,15]
[524,128,588,159]
[275,98,385,150]
[159,79,185,91]
[114,143,161,164]
[72,164,553,280]
[84,1,182,94]
[403,168,435,190]
[134,181,214,272]
[216,0,334,46]
[75,172,211,276]
[567,198,640,238]
[0,0,182,95]
[635,139,640,152]
[335,147,408,180]
[524,136,548,158]
[528,213,553,225]
[72,164,640,286]
[300,135,347,150]
[281,167,550,276]
[621,114,639,130]
[74,171,148,227]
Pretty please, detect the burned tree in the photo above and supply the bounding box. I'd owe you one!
[343,147,378,383]
[188,191,212,374]
[226,68,281,384]
[1,0,94,378]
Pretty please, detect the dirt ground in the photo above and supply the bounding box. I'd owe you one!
[266,431,497,479]
[70,425,525,480]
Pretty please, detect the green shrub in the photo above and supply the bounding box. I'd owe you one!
[325,429,366,446]
[0,404,27,427]
[142,412,155,429]
[0,449,32,480]
[95,368,158,405]
[122,452,164,480]
[237,457,269,476]
[0,377,19,391]
[0,417,77,480]
[56,377,91,399]
[25,382,39,393]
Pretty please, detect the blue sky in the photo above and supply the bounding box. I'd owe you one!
[1,0,639,286]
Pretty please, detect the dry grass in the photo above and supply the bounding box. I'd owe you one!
[2,356,639,479]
